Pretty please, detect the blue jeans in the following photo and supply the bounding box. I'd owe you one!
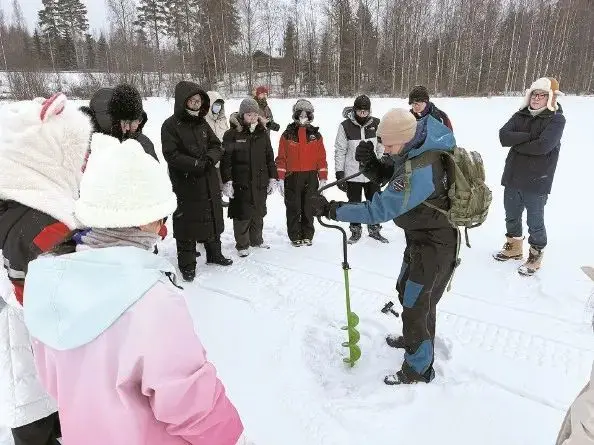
[504,187,548,249]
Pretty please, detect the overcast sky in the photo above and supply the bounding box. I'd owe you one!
[0,0,108,34]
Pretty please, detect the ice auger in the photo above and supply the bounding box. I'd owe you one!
[317,172,363,367]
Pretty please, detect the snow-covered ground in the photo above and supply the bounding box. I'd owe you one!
[1,95,593,444]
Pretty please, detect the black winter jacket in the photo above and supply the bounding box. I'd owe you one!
[221,123,277,220]
[500,104,565,194]
[161,81,224,242]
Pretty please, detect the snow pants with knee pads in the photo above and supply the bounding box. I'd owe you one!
[396,229,457,381]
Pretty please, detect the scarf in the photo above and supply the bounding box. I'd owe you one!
[74,227,160,252]
[529,105,547,116]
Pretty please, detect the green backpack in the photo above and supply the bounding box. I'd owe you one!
[405,147,493,287]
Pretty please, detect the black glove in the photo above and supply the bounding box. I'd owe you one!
[267,121,280,132]
[309,194,342,220]
[336,171,347,192]
[354,141,376,165]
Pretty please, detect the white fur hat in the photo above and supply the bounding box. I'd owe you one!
[520,77,564,111]
[75,133,177,228]
[0,93,93,229]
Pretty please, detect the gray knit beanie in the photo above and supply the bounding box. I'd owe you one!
[239,98,260,116]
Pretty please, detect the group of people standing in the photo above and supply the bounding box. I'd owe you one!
[0,75,580,445]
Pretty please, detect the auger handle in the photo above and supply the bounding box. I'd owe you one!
[317,217,349,270]
[317,171,363,193]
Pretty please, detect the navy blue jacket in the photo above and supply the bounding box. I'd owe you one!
[335,116,456,238]
[500,105,565,194]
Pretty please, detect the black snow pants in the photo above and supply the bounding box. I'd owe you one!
[11,412,61,445]
[284,171,319,242]
[396,228,457,380]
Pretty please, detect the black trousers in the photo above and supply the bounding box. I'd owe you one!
[233,216,264,250]
[176,236,224,272]
[345,181,381,229]
[284,171,319,242]
[11,412,61,445]
[395,230,457,378]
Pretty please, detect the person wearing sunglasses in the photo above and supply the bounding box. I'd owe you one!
[495,77,566,276]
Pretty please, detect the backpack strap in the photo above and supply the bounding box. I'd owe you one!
[446,228,462,292]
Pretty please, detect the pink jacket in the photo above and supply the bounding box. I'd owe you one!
[23,247,244,445]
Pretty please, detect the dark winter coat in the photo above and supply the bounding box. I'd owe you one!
[220,123,278,220]
[411,101,453,131]
[79,88,157,162]
[500,104,565,195]
[161,81,224,242]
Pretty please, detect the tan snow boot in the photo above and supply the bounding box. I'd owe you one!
[518,246,543,276]
[493,236,524,261]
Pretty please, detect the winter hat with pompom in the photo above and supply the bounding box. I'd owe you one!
[521,77,564,111]
[377,108,418,146]
[108,84,144,121]
[75,133,176,228]
[0,92,92,229]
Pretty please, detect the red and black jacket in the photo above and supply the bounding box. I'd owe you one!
[0,200,70,305]
[276,123,328,181]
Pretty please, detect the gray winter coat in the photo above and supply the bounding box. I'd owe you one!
[334,107,384,183]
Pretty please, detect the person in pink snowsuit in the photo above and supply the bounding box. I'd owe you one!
[23,133,249,445]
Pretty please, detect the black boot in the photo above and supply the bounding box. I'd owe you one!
[384,362,435,385]
[386,334,405,349]
[205,239,233,266]
[368,224,389,243]
[181,268,196,282]
[347,225,362,244]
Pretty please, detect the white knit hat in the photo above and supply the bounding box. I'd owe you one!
[75,133,177,228]
[520,77,564,111]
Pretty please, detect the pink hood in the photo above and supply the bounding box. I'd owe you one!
[24,247,243,445]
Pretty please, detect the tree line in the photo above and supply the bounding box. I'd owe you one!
[0,0,592,97]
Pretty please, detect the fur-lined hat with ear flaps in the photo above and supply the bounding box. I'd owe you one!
[521,77,564,111]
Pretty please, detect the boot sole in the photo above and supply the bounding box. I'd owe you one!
[493,254,523,262]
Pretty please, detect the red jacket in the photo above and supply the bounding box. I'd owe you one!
[276,123,328,180]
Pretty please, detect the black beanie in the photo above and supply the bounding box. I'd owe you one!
[408,85,429,105]
[109,84,143,121]
[354,94,371,111]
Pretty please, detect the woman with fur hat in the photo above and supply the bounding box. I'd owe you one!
[22,133,248,445]
[275,99,328,246]
[0,93,93,445]
[494,77,566,276]
[79,84,157,164]
[162,81,233,282]
[220,98,278,257]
